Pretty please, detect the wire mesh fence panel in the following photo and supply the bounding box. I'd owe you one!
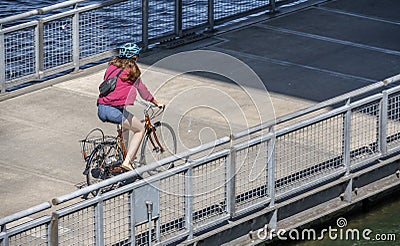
[103,193,131,245]
[148,0,175,39]
[159,172,186,240]
[43,17,73,70]
[234,140,269,211]
[135,221,158,246]
[275,114,345,195]
[214,0,269,20]
[192,156,227,229]
[182,0,208,30]
[8,223,48,246]
[4,28,36,83]
[350,101,380,166]
[79,1,142,59]
[386,92,400,151]
[58,206,96,246]
[79,10,108,59]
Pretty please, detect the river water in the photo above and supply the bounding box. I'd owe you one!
[291,193,400,246]
[1,1,400,245]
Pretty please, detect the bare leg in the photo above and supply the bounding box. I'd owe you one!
[120,114,145,171]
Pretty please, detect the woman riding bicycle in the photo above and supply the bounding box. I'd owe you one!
[97,42,163,171]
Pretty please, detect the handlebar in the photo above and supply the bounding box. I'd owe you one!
[135,99,165,120]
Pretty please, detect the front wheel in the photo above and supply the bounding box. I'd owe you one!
[140,122,177,174]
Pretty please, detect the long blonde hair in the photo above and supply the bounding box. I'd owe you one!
[110,56,141,82]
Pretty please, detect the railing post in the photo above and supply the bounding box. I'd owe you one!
[72,6,80,72]
[35,19,44,79]
[343,100,352,202]
[379,91,388,155]
[142,0,149,50]
[343,101,352,175]
[0,32,5,93]
[226,147,237,217]
[146,201,153,246]
[49,213,59,246]
[270,0,276,13]
[94,200,105,245]
[129,191,136,245]
[207,0,214,31]
[175,0,183,37]
[0,225,9,246]
[185,166,193,240]
[267,128,276,208]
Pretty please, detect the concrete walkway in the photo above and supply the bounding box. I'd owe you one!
[1,0,400,217]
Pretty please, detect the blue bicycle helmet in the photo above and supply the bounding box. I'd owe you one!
[118,43,142,59]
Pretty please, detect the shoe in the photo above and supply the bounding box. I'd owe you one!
[120,163,134,171]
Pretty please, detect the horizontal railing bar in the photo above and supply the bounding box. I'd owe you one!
[40,10,76,22]
[97,149,231,202]
[59,148,231,206]
[0,0,87,25]
[386,80,400,95]
[234,197,271,216]
[350,153,382,170]
[2,216,51,236]
[52,136,231,205]
[76,0,129,13]
[233,132,274,151]
[348,93,382,109]
[384,73,400,84]
[275,104,349,137]
[53,195,105,217]
[233,73,400,139]
[0,202,51,226]
[153,232,189,246]
[0,21,38,34]
[41,0,128,22]
[193,214,231,234]
[276,168,347,200]
[34,0,87,14]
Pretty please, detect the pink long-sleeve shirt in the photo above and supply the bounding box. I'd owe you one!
[97,64,154,106]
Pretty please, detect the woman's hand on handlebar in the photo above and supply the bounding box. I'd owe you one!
[151,99,165,109]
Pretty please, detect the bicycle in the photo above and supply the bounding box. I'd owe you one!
[80,102,177,195]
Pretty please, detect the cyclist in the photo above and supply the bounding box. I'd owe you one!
[97,42,163,171]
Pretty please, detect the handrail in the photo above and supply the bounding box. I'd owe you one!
[0,202,51,227]
[0,0,87,25]
[232,73,400,139]
[52,136,231,205]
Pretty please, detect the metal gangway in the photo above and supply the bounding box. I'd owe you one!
[1,74,400,245]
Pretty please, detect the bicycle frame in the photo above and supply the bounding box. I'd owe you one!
[117,104,166,164]
[144,109,165,153]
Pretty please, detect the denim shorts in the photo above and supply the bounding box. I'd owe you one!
[97,104,131,124]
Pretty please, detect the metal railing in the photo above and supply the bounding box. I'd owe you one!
[1,73,400,245]
[0,0,286,93]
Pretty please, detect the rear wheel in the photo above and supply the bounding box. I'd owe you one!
[140,122,177,175]
[86,143,124,196]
